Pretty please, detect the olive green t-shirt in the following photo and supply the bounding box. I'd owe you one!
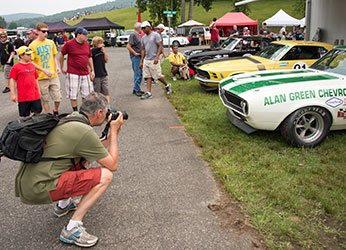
[15,112,109,205]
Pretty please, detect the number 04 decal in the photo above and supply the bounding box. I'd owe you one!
[293,62,308,69]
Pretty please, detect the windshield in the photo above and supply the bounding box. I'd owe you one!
[255,44,287,60]
[221,38,239,49]
[121,30,134,36]
[311,48,346,76]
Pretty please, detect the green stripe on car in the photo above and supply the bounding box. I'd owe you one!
[227,74,339,95]
[220,70,315,87]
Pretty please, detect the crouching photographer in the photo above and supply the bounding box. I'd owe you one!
[14,92,126,247]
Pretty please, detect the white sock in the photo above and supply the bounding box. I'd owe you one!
[66,220,82,231]
[58,198,71,209]
[147,92,151,94]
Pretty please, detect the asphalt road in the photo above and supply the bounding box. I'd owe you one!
[0,46,255,249]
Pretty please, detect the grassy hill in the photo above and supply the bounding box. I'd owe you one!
[67,0,304,30]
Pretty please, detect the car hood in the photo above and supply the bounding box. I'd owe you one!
[198,56,274,72]
[184,48,224,56]
[220,69,342,95]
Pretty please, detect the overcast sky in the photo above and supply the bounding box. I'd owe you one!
[0,0,110,16]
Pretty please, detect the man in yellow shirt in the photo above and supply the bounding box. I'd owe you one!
[29,22,62,115]
[168,45,188,81]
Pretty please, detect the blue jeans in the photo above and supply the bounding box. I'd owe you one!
[131,56,143,92]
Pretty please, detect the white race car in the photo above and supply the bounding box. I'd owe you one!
[161,34,189,47]
[116,30,134,47]
[219,46,346,147]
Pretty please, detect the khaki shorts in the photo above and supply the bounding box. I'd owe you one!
[93,76,109,96]
[143,59,163,80]
[65,73,94,99]
[3,64,12,79]
[39,77,62,104]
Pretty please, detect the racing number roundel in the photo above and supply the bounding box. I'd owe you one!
[293,62,308,70]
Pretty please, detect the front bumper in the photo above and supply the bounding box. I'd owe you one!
[226,109,257,134]
[195,75,219,90]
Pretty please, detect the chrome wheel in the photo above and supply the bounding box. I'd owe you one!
[294,111,324,144]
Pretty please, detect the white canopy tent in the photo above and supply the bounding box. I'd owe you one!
[264,9,301,26]
[299,17,306,27]
[178,20,204,28]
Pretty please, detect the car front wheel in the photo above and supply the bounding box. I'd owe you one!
[280,106,332,148]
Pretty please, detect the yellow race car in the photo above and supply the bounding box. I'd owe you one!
[195,41,334,91]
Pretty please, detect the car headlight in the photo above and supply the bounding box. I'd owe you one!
[240,100,248,115]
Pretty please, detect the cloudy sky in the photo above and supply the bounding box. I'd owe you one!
[0,0,110,16]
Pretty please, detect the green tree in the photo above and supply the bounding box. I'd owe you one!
[0,16,7,28]
[188,0,213,20]
[181,0,186,23]
[8,21,18,29]
[293,0,306,18]
[232,0,251,16]
[136,0,181,26]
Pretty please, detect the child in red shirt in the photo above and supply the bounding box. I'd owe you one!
[9,46,42,118]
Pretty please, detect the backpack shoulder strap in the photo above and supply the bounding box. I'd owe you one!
[39,114,90,162]
[59,116,90,126]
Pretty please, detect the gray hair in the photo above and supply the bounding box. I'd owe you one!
[80,92,109,116]
[134,22,141,30]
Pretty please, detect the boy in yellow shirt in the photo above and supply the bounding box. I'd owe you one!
[29,22,62,115]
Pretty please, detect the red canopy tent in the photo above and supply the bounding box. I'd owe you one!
[215,12,258,36]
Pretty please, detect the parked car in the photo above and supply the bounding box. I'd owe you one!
[219,46,346,147]
[188,26,210,37]
[161,34,189,47]
[116,30,134,47]
[196,41,334,91]
[183,36,272,71]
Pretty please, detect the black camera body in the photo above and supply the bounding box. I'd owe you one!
[100,109,128,139]
[106,110,128,121]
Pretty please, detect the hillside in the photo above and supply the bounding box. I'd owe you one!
[67,0,304,30]
[2,13,45,22]
[7,0,135,28]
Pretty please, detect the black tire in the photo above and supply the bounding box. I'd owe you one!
[280,106,332,148]
[117,43,122,47]
[172,41,180,47]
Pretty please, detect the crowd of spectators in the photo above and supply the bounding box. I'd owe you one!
[64,10,94,22]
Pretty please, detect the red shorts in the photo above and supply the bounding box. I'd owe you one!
[49,164,101,202]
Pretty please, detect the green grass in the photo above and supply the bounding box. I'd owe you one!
[161,60,346,249]
[67,0,303,30]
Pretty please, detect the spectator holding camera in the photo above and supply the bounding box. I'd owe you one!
[14,92,125,247]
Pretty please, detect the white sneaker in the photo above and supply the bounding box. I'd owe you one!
[60,223,98,247]
[172,76,177,81]
[165,83,172,95]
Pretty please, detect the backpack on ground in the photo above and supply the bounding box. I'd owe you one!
[0,113,89,163]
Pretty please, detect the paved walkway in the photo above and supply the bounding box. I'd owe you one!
[0,47,255,249]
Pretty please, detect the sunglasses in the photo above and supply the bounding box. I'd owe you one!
[40,30,48,33]
[0,36,6,38]
[20,48,32,55]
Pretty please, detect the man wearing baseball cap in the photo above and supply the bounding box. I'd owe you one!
[139,21,172,100]
[59,27,95,111]
[24,29,38,46]
[156,23,166,64]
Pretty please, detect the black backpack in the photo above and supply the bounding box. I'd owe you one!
[0,113,89,163]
